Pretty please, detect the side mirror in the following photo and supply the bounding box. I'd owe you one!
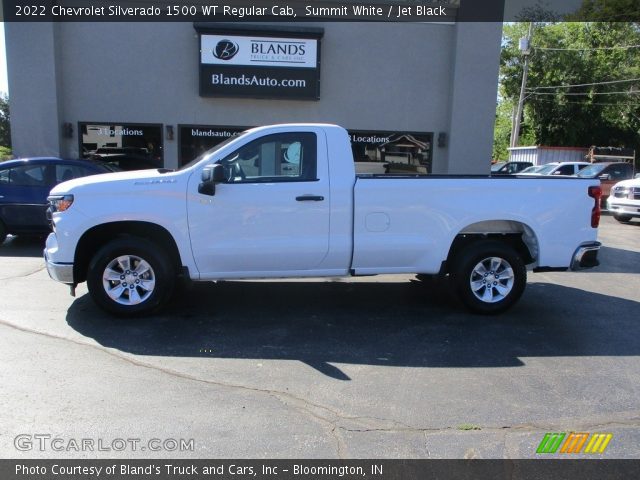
[598,174,610,181]
[198,164,225,196]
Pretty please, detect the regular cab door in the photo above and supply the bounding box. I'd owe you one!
[187,131,331,277]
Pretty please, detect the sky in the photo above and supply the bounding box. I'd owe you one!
[0,23,8,96]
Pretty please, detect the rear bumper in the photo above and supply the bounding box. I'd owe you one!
[570,241,601,270]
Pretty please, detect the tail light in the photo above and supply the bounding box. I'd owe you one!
[588,185,602,228]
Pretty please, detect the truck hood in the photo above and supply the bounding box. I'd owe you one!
[612,178,640,189]
[50,169,178,195]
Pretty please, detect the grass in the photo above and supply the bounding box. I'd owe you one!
[457,423,482,431]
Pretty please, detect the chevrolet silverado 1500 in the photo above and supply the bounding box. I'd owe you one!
[44,124,602,316]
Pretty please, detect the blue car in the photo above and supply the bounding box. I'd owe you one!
[0,157,116,243]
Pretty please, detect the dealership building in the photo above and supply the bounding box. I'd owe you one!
[5,18,501,173]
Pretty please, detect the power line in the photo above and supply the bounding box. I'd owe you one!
[528,90,640,96]
[528,78,640,90]
[529,98,640,106]
[535,44,640,51]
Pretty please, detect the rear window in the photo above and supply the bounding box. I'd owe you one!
[578,163,634,179]
[605,163,634,180]
[0,165,48,187]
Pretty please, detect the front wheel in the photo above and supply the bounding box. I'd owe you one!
[0,220,7,245]
[613,214,632,223]
[87,237,175,317]
[452,240,526,315]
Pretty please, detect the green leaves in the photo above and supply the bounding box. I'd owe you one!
[0,93,10,149]
[496,22,640,157]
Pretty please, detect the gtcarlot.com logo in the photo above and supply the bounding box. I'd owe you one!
[536,432,613,454]
[14,434,194,452]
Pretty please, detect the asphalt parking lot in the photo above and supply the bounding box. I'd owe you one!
[1,215,639,459]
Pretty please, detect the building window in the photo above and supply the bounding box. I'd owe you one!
[178,125,249,167]
[80,123,163,170]
[349,130,433,174]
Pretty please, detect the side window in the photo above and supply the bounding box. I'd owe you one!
[607,164,633,180]
[220,133,317,183]
[4,165,48,187]
[0,168,9,185]
[54,164,94,184]
[556,165,573,175]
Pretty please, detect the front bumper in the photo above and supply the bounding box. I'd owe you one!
[44,233,75,284]
[44,249,74,284]
[607,201,640,218]
[570,241,601,270]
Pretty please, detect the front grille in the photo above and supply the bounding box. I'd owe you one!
[613,187,640,200]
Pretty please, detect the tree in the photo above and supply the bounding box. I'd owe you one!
[569,0,640,22]
[0,93,10,149]
[498,22,640,154]
[493,98,535,161]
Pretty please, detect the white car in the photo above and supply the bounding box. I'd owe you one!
[523,162,591,176]
[607,178,640,222]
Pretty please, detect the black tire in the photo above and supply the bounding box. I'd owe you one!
[451,240,526,315]
[87,237,175,317]
[0,220,7,245]
[613,215,632,223]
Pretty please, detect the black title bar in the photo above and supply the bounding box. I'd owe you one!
[3,0,637,23]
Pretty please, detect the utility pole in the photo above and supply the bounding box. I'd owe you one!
[511,22,534,148]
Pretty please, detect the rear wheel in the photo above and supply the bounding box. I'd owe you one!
[452,240,526,314]
[613,214,632,223]
[87,237,175,317]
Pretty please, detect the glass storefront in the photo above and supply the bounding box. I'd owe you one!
[179,125,249,167]
[350,130,433,174]
[79,123,163,171]
[178,125,433,174]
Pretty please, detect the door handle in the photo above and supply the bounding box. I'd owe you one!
[296,195,324,202]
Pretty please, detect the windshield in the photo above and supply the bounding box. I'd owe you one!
[490,163,506,172]
[98,162,122,172]
[520,165,544,174]
[536,164,559,175]
[577,164,606,177]
[178,134,245,171]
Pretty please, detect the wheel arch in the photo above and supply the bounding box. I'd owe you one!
[443,220,539,273]
[74,221,183,284]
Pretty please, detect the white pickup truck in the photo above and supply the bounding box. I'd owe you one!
[44,124,602,316]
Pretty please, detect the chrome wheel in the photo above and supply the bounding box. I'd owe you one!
[102,255,156,306]
[469,256,515,304]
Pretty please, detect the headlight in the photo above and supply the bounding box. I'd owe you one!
[612,186,630,199]
[48,194,74,213]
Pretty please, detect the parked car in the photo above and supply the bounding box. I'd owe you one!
[491,161,534,175]
[0,157,116,243]
[89,147,161,171]
[606,178,640,223]
[522,161,591,176]
[575,162,635,206]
